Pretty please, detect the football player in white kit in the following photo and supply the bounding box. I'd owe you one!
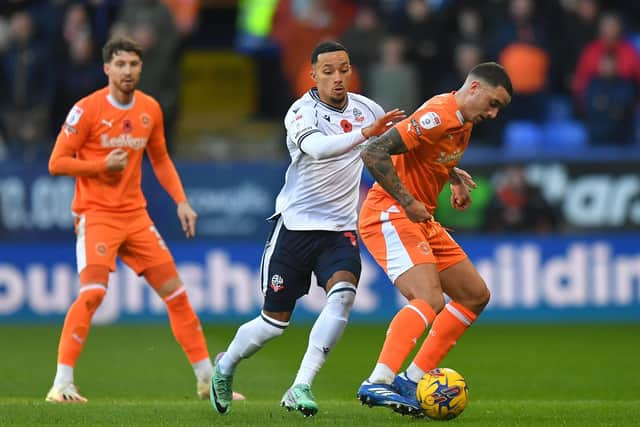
[210,41,405,417]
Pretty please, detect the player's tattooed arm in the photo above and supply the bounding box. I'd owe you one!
[361,128,415,208]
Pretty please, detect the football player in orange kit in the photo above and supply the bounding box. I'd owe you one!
[45,37,226,402]
[356,62,512,415]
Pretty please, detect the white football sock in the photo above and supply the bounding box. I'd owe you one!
[218,312,287,375]
[406,362,426,383]
[53,363,74,387]
[368,363,395,385]
[192,358,213,382]
[293,282,356,386]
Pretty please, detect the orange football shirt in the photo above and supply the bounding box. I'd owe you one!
[364,92,473,213]
[49,87,186,214]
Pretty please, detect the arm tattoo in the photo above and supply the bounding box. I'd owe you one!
[361,128,415,208]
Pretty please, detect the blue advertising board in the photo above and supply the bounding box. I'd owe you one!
[1,235,639,324]
[0,161,287,242]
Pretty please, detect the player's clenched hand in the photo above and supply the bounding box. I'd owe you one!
[450,183,472,211]
[105,148,128,172]
[452,167,477,190]
[177,201,197,238]
[361,108,406,139]
[403,199,432,223]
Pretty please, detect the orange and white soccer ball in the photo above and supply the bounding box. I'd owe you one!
[416,368,469,420]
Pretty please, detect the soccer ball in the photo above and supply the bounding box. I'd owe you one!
[416,368,469,420]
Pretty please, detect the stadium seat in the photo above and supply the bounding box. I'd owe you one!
[503,120,543,154]
[542,120,588,152]
[546,95,574,121]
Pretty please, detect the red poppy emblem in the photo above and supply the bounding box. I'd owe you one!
[340,119,353,133]
[123,119,133,133]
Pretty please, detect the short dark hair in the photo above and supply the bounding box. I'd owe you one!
[311,41,348,65]
[102,36,142,63]
[469,62,513,96]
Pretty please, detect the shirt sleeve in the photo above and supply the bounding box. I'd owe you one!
[145,100,188,204]
[284,104,367,159]
[285,105,322,148]
[370,100,385,120]
[395,107,447,151]
[48,99,106,176]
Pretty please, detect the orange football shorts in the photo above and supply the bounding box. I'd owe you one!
[359,203,467,283]
[73,210,174,275]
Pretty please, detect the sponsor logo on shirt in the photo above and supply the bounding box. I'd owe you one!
[436,149,464,164]
[323,114,331,122]
[65,105,84,126]
[100,134,148,150]
[419,111,441,129]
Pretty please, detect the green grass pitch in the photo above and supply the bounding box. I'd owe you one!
[2,323,640,426]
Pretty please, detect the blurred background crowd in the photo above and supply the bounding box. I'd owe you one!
[0,0,639,235]
[1,0,640,326]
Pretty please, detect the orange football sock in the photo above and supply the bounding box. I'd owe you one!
[414,301,477,371]
[164,286,210,363]
[378,299,437,373]
[57,285,106,366]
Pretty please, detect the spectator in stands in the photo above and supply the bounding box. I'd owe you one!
[559,0,600,93]
[53,33,104,130]
[340,4,385,93]
[573,11,640,109]
[393,0,445,99]
[450,5,485,48]
[584,51,636,144]
[0,11,53,161]
[437,41,493,145]
[368,35,419,112]
[437,41,483,94]
[114,0,180,152]
[484,165,557,233]
[487,0,550,123]
[162,0,200,38]
[272,0,357,97]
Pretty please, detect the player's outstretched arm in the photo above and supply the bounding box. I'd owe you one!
[299,109,405,160]
[361,108,406,139]
[361,128,431,223]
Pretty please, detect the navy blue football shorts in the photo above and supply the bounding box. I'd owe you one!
[260,215,361,312]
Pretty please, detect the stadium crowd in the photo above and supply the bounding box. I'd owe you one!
[1,0,640,163]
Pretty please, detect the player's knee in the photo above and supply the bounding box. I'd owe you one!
[144,262,180,297]
[474,285,491,312]
[326,282,357,319]
[77,285,107,311]
[429,294,446,313]
[258,312,289,338]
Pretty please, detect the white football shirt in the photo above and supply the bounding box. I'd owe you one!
[273,88,385,231]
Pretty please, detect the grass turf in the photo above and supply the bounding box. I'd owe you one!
[2,323,639,426]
